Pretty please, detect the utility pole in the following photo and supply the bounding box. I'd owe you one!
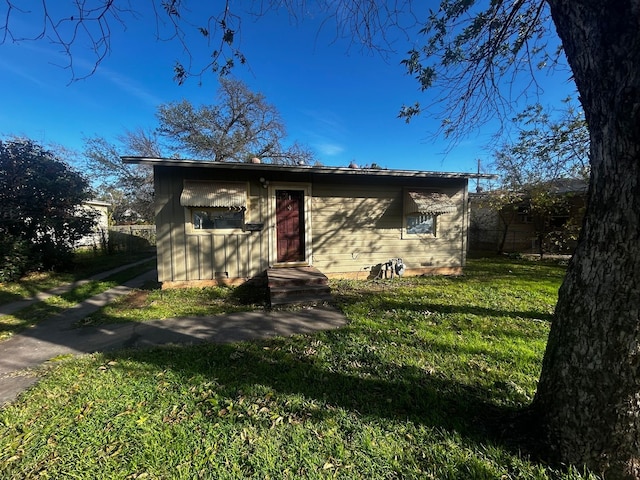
[476,159,482,193]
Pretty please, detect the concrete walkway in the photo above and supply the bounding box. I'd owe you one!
[0,267,347,406]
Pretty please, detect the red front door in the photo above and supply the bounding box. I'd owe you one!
[276,190,305,263]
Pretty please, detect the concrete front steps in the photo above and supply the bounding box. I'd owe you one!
[267,267,332,306]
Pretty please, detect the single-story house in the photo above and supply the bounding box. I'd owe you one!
[122,157,493,287]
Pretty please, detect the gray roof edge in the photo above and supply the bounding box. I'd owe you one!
[121,156,498,180]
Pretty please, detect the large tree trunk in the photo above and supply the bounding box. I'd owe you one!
[534,1,640,478]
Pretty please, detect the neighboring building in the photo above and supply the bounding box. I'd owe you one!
[468,194,502,252]
[76,200,110,249]
[123,157,493,286]
[469,179,588,254]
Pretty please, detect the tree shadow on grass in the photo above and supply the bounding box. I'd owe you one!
[0,298,71,337]
[229,274,269,306]
[104,334,544,462]
[1,273,545,466]
[0,291,26,308]
[333,290,554,323]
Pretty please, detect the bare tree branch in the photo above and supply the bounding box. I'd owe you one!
[0,1,247,83]
[0,1,139,81]
[0,1,423,84]
[156,77,316,164]
[398,0,565,142]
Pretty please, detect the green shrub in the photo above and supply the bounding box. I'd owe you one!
[0,234,33,282]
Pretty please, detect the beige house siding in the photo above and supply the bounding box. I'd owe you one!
[155,167,271,284]
[311,183,467,277]
[150,163,471,285]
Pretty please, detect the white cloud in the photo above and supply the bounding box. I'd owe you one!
[315,142,345,156]
[0,56,48,88]
[98,67,163,107]
[298,109,348,158]
[0,43,50,88]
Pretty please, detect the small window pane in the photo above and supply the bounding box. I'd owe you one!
[193,209,244,230]
[407,214,434,234]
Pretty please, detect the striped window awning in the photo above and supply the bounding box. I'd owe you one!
[180,181,247,208]
[406,191,456,215]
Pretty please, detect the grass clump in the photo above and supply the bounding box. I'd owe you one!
[0,258,599,479]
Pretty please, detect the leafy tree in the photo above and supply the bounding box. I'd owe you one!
[83,129,157,224]
[0,138,96,277]
[496,101,590,187]
[157,78,316,164]
[3,1,640,477]
[489,101,588,255]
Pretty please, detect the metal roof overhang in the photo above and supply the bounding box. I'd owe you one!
[122,157,498,181]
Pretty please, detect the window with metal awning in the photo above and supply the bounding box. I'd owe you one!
[181,181,247,231]
[404,191,456,236]
[405,191,456,215]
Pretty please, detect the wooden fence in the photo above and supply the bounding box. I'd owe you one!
[109,225,156,253]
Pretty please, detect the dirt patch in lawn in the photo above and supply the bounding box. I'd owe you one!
[123,290,150,309]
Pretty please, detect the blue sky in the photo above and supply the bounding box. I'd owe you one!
[0,3,576,174]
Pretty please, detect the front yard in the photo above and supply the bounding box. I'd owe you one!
[0,251,154,307]
[0,257,599,479]
[0,255,157,340]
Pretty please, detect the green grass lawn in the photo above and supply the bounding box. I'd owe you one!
[77,279,266,327]
[0,258,599,479]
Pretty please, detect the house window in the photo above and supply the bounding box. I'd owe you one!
[180,180,248,232]
[192,208,245,230]
[406,213,435,234]
[403,190,455,237]
[517,205,533,223]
